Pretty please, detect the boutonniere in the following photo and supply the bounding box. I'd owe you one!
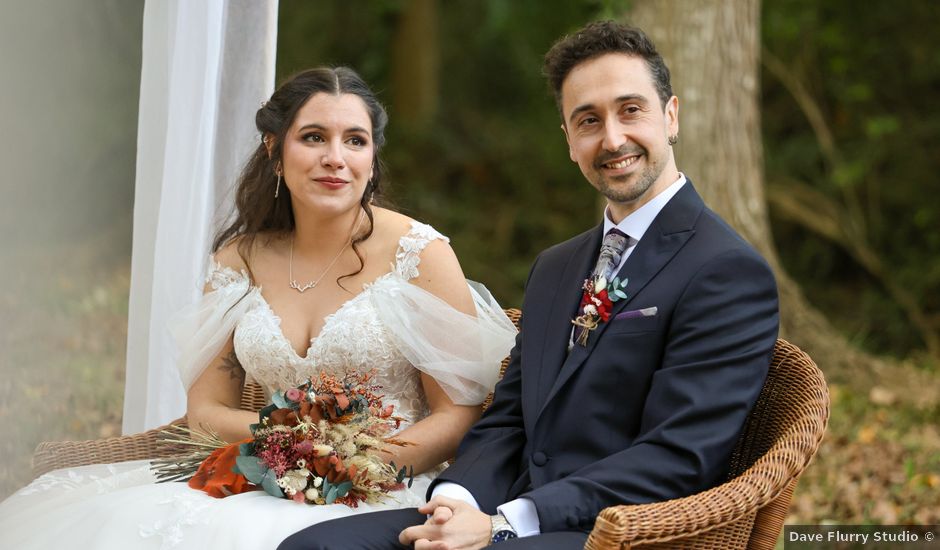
[572,275,628,346]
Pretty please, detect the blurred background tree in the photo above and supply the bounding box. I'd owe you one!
[1,0,937,526]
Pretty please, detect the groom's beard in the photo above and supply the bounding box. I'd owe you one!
[590,145,664,204]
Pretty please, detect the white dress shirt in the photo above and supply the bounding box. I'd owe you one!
[603,173,687,274]
[432,173,688,537]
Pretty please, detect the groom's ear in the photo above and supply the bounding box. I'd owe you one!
[665,95,679,138]
[560,123,576,163]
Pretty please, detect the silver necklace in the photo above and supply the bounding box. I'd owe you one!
[289,210,365,293]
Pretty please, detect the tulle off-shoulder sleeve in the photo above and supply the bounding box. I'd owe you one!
[170,262,260,390]
[370,277,517,405]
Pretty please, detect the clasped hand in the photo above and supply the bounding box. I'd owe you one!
[398,496,492,550]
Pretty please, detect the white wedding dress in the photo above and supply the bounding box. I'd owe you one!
[0,221,517,550]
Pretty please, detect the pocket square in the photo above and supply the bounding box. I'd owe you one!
[614,307,658,320]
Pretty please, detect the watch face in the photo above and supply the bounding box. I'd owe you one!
[492,530,518,543]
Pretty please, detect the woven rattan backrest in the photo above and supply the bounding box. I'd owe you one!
[727,339,827,478]
[236,307,523,414]
[239,381,267,412]
[482,308,521,411]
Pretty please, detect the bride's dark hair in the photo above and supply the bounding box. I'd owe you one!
[213,66,389,287]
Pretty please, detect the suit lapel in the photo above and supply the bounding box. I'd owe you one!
[536,183,705,420]
[531,227,602,414]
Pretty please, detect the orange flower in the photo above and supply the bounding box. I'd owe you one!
[298,399,326,423]
[326,455,348,484]
[309,454,351,484]
[269,407,301,427]
[188,438,255,498]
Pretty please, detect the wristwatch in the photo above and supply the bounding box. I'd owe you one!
[490,512,518,543]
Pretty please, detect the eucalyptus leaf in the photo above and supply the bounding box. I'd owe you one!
[260,470,284,498]
[235,455,265,484]
[325,485,339,504]
[259,403,277,422]
[271,391,291,409]
[334,480,353,497]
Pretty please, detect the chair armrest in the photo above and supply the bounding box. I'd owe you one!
[586,408,827,548]
[586,460,796,548]
[32,417,189,478]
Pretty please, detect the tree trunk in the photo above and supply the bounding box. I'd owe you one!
[628,0,885,382]
[391,0,439,126]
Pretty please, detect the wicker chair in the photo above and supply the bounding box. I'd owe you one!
[32,310,827,550]
[583,339,829,549]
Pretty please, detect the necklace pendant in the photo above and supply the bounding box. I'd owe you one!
[290,280,317,293]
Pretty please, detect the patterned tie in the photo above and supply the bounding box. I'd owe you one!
[573,228,631,347]
[592,228,630,282]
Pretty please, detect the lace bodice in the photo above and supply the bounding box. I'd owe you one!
[207,221,449,426]
[0,221,517,550]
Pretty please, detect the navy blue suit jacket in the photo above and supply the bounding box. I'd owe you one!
[429,181,780,533]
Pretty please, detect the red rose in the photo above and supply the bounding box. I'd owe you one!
[595,290,613,321]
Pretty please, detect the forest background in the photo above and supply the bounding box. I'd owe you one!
[0,0,937,533]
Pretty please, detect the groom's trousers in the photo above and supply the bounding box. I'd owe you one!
[276,508,589,549]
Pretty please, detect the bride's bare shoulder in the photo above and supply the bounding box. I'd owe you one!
[372,208,413,237]
[369,208,420,251]
[371,208,471,311]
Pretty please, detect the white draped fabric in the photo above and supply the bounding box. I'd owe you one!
[123,0,279,434]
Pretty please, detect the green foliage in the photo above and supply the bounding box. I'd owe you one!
[322,477,353,504]
[271,390,291,410]
[763,0,940,358]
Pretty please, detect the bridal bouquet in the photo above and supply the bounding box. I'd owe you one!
[154,370,413,507]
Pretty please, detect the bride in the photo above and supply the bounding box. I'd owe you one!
[0,66,516,549]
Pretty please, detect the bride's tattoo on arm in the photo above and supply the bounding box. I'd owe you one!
[219,350,246,383]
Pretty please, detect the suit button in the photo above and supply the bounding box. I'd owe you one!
[567,515,579,528]
[532,451,548,466]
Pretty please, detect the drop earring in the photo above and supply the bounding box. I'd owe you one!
[275,163,282,198]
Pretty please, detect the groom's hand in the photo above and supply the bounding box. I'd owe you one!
[399,496,490,550]
[428,505,454,525]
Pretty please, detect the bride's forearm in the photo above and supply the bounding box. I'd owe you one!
[186,404,257,443]
[379,406,480,475]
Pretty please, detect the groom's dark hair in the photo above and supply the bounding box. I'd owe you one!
[543,20,673,114]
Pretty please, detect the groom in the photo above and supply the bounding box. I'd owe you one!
[279,20,779,549]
